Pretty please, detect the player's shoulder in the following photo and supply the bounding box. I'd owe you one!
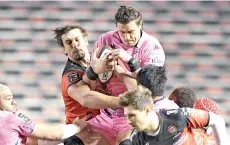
[0,111,26,123]
[140,31,162,51]
[160,108,186,120]
[130,130,146,145]
[62,59,86,76]
[102,30,117,36]
[0,111,14,118]
[142,31,160,44]
[14,111,32,124]
[99,30,118,39]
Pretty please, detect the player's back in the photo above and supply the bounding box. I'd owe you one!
[130,109,217,145]
[154,97,179,112]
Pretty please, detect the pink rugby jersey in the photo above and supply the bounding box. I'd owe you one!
[94,30,165,96]
[0,111,35,145]
[93,30,165,117]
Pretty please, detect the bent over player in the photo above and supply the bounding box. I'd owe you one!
[120,86,229,145]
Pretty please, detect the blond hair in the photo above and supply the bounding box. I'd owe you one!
[0,84,9,92]
[119,85,154,110]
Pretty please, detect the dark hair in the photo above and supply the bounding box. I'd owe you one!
[119,85,153,110]
[53,24,88,47]
[136,64,167,97]
[171,87,197,108]
[115,5,142,26]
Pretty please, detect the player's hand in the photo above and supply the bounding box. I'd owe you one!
[110,49,132,63]
[114,64,127,77]
[72,114,91,130]
[91,48,115,74]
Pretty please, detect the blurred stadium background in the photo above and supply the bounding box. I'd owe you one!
[0,1,230,134]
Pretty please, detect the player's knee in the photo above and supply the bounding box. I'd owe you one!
[119,139,132,145]
[64,135,84,145]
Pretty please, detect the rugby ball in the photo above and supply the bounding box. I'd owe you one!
[96,45,114,83]
[193,98,221,115]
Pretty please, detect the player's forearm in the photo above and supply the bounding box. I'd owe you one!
[82,73,91,85]
[120,74,137,91]
[130,69,140,78]
[32,123,80,140]
[127,58,140,78]
[208,112,229,145]
[80,91,120,109]
[37,139,62,145]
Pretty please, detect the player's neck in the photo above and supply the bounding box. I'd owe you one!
[146,112,160,133]
[152,96,164,103]
[77,59,89,67]
[69,57,89,67]
[0,105,3,110]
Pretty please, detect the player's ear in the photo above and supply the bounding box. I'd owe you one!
[62,47,68,56]
[139,20,143,29]
[145,106,151,114]
[84,37,89,46]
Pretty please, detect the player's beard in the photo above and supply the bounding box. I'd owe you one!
[74,51,85,61]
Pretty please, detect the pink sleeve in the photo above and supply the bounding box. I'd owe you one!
[12,112,35,137]
[140,43,165,67]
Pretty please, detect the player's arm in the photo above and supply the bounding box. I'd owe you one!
[111,43,165,78]
[82,45,115,85]
[63,68,119,109]
[110,48,140,78]
[67,82,120,109]
[141,43,165,67]
[114,63,137,91]
[30,114,90,140]
[91,34,117,75]
[31,123,78,140]
[80,66,136,108]
[184,108,229,145]
[207,112,229,145]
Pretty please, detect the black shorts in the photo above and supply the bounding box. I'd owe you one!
[64,135,84,145]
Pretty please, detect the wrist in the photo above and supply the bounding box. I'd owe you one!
[128,58,140,72]
[86,66,98,80]
[61,124,80,140]
[92,65,100,74]
[125,55,132,63]
[114,97,120,107]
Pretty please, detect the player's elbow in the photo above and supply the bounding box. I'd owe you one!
[67,87,89,107]
[78,94,92,107]
[78,91,98,108]
[78,98,90,107]
[71,91,88,107]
